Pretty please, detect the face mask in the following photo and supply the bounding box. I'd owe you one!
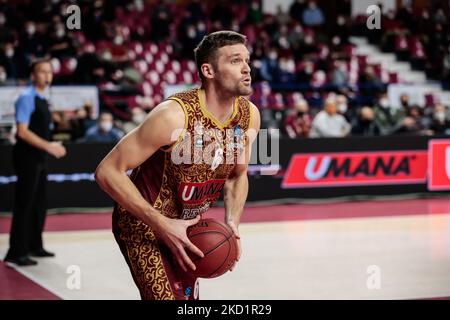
[26,25,36,35]
[187,28,196,38]
[56,28,65,38]
[114,36,123,45]
[102,51,112,61]
[338,103,348,113]
[197,22,206,32]
[435,112,446,122]
[5,48,13,58]
[132,114,145,124]
[332,36,341,45]
[100,121,113,132]
[304,36,313,44]
[379,98,389,108]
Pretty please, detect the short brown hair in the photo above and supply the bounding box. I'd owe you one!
[194,30,247,81]
[30,58,52,74]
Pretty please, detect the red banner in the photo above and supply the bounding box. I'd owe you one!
[428,139,450,191]
[282,150,428,188]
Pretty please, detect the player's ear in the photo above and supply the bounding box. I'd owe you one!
[200,63,215,79]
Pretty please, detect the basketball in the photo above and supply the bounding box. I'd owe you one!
[186,218,238,279]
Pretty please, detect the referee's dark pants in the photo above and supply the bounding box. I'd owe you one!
[7,148,47,258]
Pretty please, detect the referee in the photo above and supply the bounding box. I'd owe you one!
[4,58,66,266]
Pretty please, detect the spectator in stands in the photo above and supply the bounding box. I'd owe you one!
[0,124,15,145]
[399,93,410,109]
[47,22,76,59]
[84,1,107,41]
[351,106,381,136]
[0,42,26,81]
[275,5,290,26]
[302,1,324,27]
[0,12,14,44]
[186,0,204,24]
[284,99,312,138]
[332,15,350,44]
[434,8,447,25]
[443,46,450,81]
[359,65,382,87]
[179,22,202,60]
[70,107,89,142]
[310,96,351,138]
[260,48,281,83]
[248,0,263,24]
[83,111,123,142]
[296,32,317,59]
[73,43,107,84]
[373,94,406,135]
[122,106,147,134]
[19,21,46,63]
[150,3,172,43]
[336,94,356,123]
[52,110,73,141]
[289,0,307,24]
[279,56,296,83]
[391,105,429,135]
[331,60,349,88]
[428,103,450,135]
[296,60,314,83]
[0,65,10,85]
[210,0,233,29]
[288,23,303,51]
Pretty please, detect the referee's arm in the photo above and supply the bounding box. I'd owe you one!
[15,95,66,158]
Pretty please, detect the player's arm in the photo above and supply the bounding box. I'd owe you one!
[223,102,260,263]
[95,100,204,272]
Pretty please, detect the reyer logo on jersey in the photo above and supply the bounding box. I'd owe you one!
[178,179,226,204]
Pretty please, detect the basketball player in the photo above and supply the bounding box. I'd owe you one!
[95,31,260,300]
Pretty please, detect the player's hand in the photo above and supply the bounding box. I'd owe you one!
[46,141,66,158]
[226,219,241,271]
[155,214,204,272]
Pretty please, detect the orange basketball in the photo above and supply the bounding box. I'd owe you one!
[186,218,238,278]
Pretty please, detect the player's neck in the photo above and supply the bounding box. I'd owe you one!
[201,84,235,122]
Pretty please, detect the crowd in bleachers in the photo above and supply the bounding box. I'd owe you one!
[353,3,450,83]
[0,0,450,144]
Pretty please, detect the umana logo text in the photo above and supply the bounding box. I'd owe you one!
[305,155,411,180]
[179,179,225,204]
[282,151,428,188]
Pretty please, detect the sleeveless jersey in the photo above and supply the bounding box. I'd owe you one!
[123,88,252,220]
